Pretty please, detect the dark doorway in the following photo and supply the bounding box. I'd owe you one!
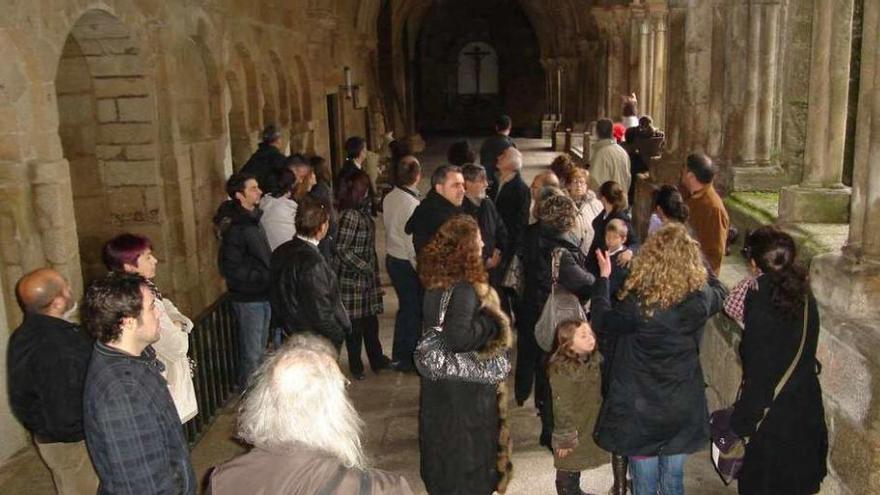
[326,93,341,177]
[415,0,544,136]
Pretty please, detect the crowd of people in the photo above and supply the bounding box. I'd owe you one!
[5,103,828,495]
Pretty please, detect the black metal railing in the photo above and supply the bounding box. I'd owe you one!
[183,294,240,446]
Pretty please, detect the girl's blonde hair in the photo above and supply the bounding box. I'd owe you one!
[547,319,596,375]
[619,222,708,316]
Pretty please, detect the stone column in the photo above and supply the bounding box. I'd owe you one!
[742,2,762,164]
[846,0,880,263]
[756,2,781,162]
[808,6,880,492]
[779,0,853,222]
[650,13,668,128]
[638,14,651,111]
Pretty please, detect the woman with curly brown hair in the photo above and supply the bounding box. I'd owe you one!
[591,223,728,495]
[519,194,596,448]
[417,215,513,495]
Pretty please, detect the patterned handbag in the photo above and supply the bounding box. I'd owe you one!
[413,287,511,385]
[709,297,809,485]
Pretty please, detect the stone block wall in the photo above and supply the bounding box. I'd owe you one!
[0,0,390,464]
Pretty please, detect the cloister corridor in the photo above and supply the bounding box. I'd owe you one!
[0,137,735,495]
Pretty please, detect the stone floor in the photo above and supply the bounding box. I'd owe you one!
[0,137,735,494]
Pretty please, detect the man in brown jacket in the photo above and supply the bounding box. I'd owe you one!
[682,153,730,275]
[209,334,413,494]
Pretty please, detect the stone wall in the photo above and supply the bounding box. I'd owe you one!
[0,0,386,465]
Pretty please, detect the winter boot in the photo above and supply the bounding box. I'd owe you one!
[556,470,587,495]
[609,454,629,495]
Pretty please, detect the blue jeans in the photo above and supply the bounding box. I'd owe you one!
[629,454,686,495]
[231,301,271,387]
[386,256,422,369]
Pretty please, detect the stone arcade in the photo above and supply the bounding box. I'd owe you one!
[0,0,878,494]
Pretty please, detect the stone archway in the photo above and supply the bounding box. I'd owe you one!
[414,0,545,135]
[54,9,159,286]
[225,72,251,168]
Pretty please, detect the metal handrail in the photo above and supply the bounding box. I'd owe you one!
[182,293,240,446]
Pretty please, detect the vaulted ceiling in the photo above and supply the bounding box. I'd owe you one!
[354,0,645,58]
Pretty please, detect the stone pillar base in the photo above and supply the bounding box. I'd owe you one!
[778,185,851,223]
[809,252,880,495]
[812,252,880,323]
[553,130,569,152]
[541,120,558,140]
[731,164,790,192]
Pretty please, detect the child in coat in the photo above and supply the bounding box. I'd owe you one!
[549,319,607,495]
[597,219,632,495]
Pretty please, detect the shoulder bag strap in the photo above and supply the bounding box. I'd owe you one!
[436,287,455,330]
[357,470,373,495]
[551,248,563,286]
[755,296,809,431]
[316,465,349,495]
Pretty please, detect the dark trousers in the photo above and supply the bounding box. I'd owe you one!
[515,314,554,437]
[345,315,384,374]
[386,255,422,369]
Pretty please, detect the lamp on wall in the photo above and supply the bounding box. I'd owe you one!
[340,66,360,100]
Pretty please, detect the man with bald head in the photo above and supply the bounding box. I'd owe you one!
[8,268,98,494]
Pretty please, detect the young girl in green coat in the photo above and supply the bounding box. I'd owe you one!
[549,319,608,495]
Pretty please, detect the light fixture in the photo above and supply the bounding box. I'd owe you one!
[340,66,360,100]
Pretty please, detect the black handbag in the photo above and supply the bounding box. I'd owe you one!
[413,287,511,384]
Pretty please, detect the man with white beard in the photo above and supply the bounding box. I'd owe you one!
[209,334,414,494]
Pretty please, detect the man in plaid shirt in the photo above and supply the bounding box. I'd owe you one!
[81,272,195,495]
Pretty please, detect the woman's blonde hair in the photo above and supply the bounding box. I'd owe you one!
[619,222,707,316]
[547,319,597,375]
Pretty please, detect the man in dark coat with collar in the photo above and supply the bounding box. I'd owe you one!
[405,164,465,254]
[493,146,530,271]
[214,172,272,387]
[8,268,98,494]
[240,125,287,195]
[269,198,350,350]
[460,164,508,284]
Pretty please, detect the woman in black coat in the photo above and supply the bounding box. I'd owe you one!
[518,194,595,448]
[418,215,513,495]
[730,226,828,495]
[592,222,727,495]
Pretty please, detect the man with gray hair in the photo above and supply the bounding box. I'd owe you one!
[461,164,508,277]
[209,335,413,494]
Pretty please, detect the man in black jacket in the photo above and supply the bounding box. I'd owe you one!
[8,268,98,494]
[269,198,350,350]
[214,172,272,387]
[461,164,508,284]
[241,125,287,194]
[405,164,465,254]
[494,146,530,269]
[480,115,517,198]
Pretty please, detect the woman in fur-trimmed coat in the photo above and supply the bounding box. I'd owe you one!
[417,215,513,495]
